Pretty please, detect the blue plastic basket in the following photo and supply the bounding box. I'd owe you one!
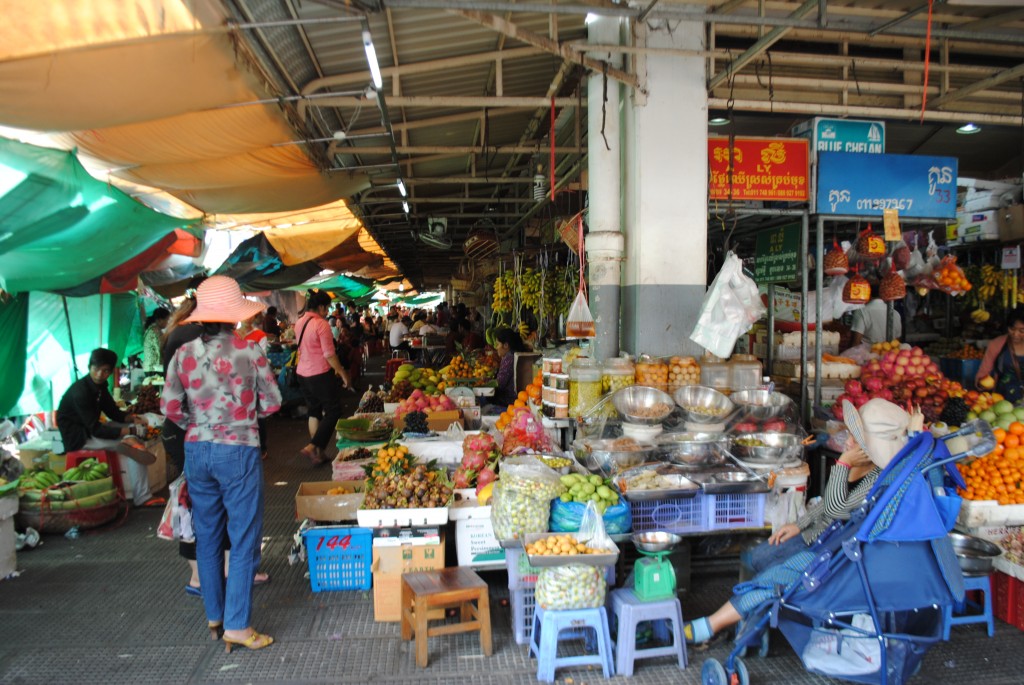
[706,493,766,530]
[629,495,708,534]
[303,526,372,592]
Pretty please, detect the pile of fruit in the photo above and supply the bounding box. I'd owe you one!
[358,389,386,413]
[391,364,442,395]
[494,371,544,431]
[131,385,161,414]
[441,352,498,386]
[394,389,458,419]
[62,458,111,482]
[452,432,500,493]
[839,345,958,422]
[526,533,612,557]
[326,484,358,495]
[361,440,452,510]
[965,390,1008,418]
[18,469,63,491]
[402,411,430,434]
[934,256,972,295]
[956,421,1024,505]
[557,473,619,513]
[387,380,414,402]
[945,344,985,360]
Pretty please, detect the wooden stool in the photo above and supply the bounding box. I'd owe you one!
[400,567,493,668]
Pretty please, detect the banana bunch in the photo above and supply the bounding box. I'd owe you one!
[519,268,542,312]
[542,266,578,320]
[975,264,1001,303]
[970,308,992,323]
[491,272,514,313]
[19,469,61,490]
[62,458,110,482]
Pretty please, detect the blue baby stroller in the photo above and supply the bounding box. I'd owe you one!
[701,421,994,685]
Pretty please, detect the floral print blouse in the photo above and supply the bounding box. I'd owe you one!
[162,331,282,447]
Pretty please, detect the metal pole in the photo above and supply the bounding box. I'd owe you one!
[799,212,810,424]
[814,213,824,410]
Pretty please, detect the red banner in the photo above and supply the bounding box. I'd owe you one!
[708,137,810,201]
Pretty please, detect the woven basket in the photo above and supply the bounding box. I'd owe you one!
[16,500,122,534]
[558,217,580,253]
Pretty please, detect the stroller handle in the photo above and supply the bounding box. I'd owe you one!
[923,420,996,474]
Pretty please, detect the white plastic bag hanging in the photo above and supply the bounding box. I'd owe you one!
[565,213,596,339]
[690,252,766,358]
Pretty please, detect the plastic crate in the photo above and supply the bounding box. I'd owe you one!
[706,493,766,530]
[629,495,707,534]
[303,526,372,592]
[506,547,541,590]
[511,586,537,645]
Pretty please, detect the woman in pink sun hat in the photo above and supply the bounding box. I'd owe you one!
[161,276,282,653]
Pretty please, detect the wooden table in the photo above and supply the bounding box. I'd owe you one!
[400,567,492,668]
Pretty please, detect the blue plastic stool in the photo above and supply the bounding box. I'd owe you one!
[529,605,615,682]
[942,574,995,640]
[609,588,687,677]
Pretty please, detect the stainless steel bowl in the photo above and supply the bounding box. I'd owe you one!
[657,432,727,466]
[729,390,795,419]
[729,432,805,463]
[631,531,683,553]
[573,438,657,477]
[613,386,676,425]
[673,386,734,424]
[948,532,1002,576]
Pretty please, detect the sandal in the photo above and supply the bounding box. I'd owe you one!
[223,631,274,653]
[185,584,202,597]
[684,617,714,645]
[254,572,270,586]
[299,445,324,465]
[208,621,223,641]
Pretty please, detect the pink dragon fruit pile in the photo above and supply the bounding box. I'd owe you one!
[453,432,500,495]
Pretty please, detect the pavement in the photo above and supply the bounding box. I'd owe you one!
[2,358,1023,684]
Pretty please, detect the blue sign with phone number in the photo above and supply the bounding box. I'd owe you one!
[816,151,957,219]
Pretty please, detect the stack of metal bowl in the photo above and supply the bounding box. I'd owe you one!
[573,438,657,477]
[728,432,804,467]
[729,389,795,420]
[948,532,1001,576]
[656,432,727,467]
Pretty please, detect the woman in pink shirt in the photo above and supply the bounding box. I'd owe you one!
[294,291,352,464]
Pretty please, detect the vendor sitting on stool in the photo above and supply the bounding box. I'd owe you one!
[56,348,164,508]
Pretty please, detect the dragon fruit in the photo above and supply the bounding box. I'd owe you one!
[475,467,497,495]
[452,467,472,489]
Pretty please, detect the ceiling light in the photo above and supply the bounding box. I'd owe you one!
[709,117,731,127]
[956,123,981,135]
[402,201,410,214]
[362,30,383,90]
[585,13,599,24]
[332,130,347,141]
[397,180,407,197]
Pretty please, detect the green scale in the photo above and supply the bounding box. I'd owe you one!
[632,532,683,601]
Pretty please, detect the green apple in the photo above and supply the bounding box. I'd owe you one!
[997,415,1016,431]
[966,411,978,421]
[994,400,1015,416]
[980,409,998,423]
[1013,407,1024,421]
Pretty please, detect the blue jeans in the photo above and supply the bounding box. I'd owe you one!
[184,441,264,631]
[745,533,809,574]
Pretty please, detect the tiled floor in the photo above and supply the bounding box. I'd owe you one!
[1,360,1022,684]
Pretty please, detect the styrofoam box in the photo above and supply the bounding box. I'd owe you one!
[356,506,449,528]
[956,524,1022,544]
[957,499,1024,528]
[455,517,505,568]
[957,210,1000,243]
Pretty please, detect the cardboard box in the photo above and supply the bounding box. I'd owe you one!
[394,410,463,432]
[295,481,365,522]
[372,526,441,546]
[998,204,1024,242]
[455,517,505,569]
[957,210,1000,243]
[371,532,446,621]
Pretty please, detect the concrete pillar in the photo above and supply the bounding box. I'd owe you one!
[586,16,624,361]
[621,20,708,357]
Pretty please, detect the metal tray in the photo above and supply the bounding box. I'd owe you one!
[689,470,771,494]
[522,532,619,567]
[614,463,702,501]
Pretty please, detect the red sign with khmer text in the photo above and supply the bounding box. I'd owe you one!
[708,137,810,201]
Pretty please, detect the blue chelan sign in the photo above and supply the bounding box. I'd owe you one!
[792,117,885,157]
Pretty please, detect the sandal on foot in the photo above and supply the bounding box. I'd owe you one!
[223,632,274,653]
[208,621,223,641]
[684,617,714,645]
[254,573,270,586]
[299,445,324,465]
[185,584,202,597]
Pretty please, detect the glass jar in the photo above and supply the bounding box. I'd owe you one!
[700,354,730,391]
[601,356,635,394]
[569,357,603,418]
[729,354,763,391]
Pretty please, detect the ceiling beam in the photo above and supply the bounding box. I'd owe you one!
[929,61,1024,109]
[308,95,585,108]
[709,96,1024,126]
[957,7,1024,31]
[361,196,530,204]
[708,0,818,89]
[453,9,641,91]
[380,176,538,185]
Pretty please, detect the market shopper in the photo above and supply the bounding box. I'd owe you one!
[490,327,528,408]
[141,307,171,376]
[294,290,353,465]
[389,315,412,352]
[162,276,282,652]
[55,348,163,508]
[684,399,920,646]
[262,307,281,341]
[975,306,1024,401]
[849,284,902,347]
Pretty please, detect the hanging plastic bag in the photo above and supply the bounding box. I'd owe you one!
[156,474,194,542]
[564,212,596,338]
[854,225,886,263]
[823,238,849,276]
[690,252,766,358]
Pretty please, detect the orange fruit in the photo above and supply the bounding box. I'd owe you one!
[1010,422,1024,436]
[994,428,1007,444]
[1005,434,1020,449]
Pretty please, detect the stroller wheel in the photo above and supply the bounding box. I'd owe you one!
[702,659,728,685]
[733,656,750,685]
[758,629,770,658]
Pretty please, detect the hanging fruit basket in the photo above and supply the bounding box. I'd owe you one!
[464,222,499,262]
[856,226,886,262]
[843,271,871,305]
[823,238,849,276]
[557,216,581,253]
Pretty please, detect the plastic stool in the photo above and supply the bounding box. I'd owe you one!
[943,574,995,640]
[609,588,687,677]
[529,605,614,682]
[64,450,125,499]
